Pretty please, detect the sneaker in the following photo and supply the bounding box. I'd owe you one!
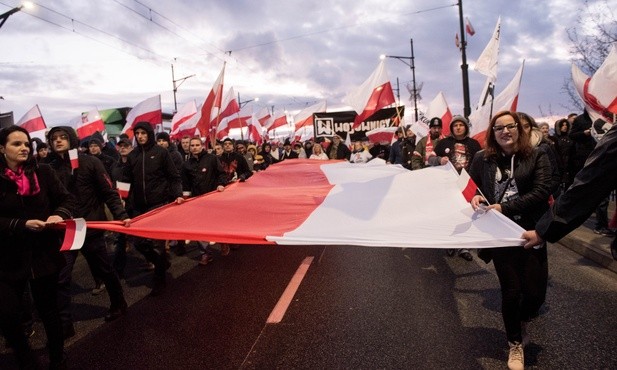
[593,227,615,236]
[220,244,230,256]
[446,249,456,257]
[459,249,473,261]
[91,283,106,296]
[507,341,524,370]
[198,254,213,266]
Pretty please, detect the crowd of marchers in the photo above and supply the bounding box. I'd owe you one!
[0,109,615,370]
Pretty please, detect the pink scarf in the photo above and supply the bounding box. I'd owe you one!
[4,167,40,196]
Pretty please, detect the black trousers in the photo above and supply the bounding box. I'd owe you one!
[0,273,64,368]
[492,246,548,343]
[57,234,125,326]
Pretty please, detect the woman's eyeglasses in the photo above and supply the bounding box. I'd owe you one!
[493,123,517,132]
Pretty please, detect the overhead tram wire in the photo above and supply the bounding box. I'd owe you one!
[110,0,229,63]
[4,1,168,65]
[229,3,457,53]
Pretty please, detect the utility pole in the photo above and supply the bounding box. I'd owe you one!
[458,0,471,118]
[382,38,419,122]
[171,63,195,113]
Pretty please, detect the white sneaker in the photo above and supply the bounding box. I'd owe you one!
[508,341,524,370]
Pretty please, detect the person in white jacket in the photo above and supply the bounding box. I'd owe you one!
[349,141,372,163]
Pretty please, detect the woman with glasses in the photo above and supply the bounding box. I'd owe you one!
[468,111,552,370]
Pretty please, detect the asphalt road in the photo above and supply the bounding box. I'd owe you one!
[2,241,616,369]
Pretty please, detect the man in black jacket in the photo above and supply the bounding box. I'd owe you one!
[122,122,183,296]
[523,121,617,260]
[47,126,131,338]
[219,137,252,183]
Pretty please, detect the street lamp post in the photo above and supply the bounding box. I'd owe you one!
[383,38,419,122]
[457,0,471,118]
[171,63,195,113]
[0,5,23,29]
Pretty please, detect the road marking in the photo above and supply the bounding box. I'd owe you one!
[266,256,314,324]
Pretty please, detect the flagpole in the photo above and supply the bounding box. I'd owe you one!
[458,0,471,118]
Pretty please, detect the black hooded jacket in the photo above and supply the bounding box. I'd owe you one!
[122,122,182,214]
[47,126,128,233]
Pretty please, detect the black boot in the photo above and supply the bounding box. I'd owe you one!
[104,299,128,322]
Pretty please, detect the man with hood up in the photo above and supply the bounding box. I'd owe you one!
[122,122,183,296]
[429,115,481,262]
[47,126,131,338]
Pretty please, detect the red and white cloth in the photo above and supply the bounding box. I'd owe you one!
[86,160,524,248]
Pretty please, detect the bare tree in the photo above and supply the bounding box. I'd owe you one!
[563,0,617,111]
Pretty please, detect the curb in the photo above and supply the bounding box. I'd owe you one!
[556,231,617,274]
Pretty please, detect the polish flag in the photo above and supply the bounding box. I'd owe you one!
[457,168,478,202]
[69,149,79,169]
[121,95,162,138]
[211,87,240,129]
[170,100,197,139]
[247,114,264,145]
[584,45,617,119]
[474,17,501,83]
[267,110,289,132]
[294,100,327,133]
[217,104,251,140]
[424,92,453,136]
[60,218,86,251]
[571,64,606,123]
[469,61,525,145]
[17,105,46,136]
[343,60,396,129]
[196,63,226,140]
[87,160,526,248]
[366,126,398,144]
[74,109,105,139]
[465,17,476,36]
[116,181,131,199]
[256,107,271,128]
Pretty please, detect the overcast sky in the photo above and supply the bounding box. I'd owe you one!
[0,0,599,126]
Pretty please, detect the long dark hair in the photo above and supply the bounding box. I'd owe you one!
[0,125,39,189]
[484,110,532,158]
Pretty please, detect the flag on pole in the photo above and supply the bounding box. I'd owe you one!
[457,168,478,202]
[465,17,476,36]
[469,61,525,145]
[121,95,162,138]
[571,64,606,123]
[60,218,86,251]
[267,110,289,132]
[474,17,501,82]
[196,63,226,138]
[455,33,460,49]
[17,105,46,134]
[366,126,398,144]
[425,92,453,137]
[586,45,617,117]
[247,114,264,145]
[116,181,131,199]
[293,100,327,133]
[69,149,79,170]
[74,109,105,139]
[170,100,197,139]
[343,60,395,129]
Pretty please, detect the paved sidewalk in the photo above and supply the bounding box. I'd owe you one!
[555,210,617,274]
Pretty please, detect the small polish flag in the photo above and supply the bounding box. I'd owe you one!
[116,181,131,199]
[465,17,475,36]
[68,149,79,170]
[457,168,478,202]
[60,218,87,251]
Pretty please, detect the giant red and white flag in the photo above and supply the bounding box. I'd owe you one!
[74,108,105,139]
[16,105,46,140]
[294,100,327,133]
[196,63,226,138]
[585,45,617,118]
[170,100,197,139]
[86,160,525,248]
[469,60,525,145]
[424,92,453,136]
[267,110,289,132]
[121,95,162,138]
[474,17,501,82]
[343,60,396,129]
